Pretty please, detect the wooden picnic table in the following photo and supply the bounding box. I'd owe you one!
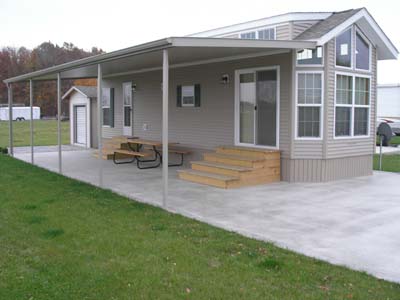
[114,139,186,169]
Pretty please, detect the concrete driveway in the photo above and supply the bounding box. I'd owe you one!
[14,149,400,283]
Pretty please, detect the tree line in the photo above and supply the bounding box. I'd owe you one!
[0,42,103,116]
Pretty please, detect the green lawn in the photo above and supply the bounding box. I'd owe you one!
[0,120,69,148]
[374,154,400,172]
[0,155,399,299]
[390,136,400,146]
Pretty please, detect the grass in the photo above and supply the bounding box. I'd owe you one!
[373,154,400,172]
[390,135,400,146]
[376,135,400,146]
[1,155,399,299]
[0,120,69,148]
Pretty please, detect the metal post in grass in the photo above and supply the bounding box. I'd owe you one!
[162,49,169,208]
[7,83,13,156]
[30,79,34,164]
[97,64,104,188]
[57,73,62,174]
[379,135,383,171]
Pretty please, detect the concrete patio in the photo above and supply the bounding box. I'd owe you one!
[14,149,400,283]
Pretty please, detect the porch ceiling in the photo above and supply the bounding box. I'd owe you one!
[4,37,316,83]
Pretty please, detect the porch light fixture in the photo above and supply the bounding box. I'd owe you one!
[220,74,229,84]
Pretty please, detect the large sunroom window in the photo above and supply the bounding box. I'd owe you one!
[335,74,370,137]
[336,28,352,68]
[296,72,323,138]
[356,32,370,70]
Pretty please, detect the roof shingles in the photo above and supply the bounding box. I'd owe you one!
[295,8,363,40]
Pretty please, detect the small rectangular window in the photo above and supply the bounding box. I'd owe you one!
[297,46,323,65]
[102,88,111,126]
[336,28,352,68]
[258,28,275,40]
[181,85,195,107]
[240,32,256,39]
[296,73,323,138]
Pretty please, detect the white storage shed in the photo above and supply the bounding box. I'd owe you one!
[62,86,98,148]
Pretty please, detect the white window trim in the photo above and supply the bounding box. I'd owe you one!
[295,46,325,67]
[256,27,276,40]
[334,26,354,70]
[355,28,372,73]
[102,88,111,128]
[295,71,324,140]
[234,65,280,150]
[333,71,372,139]
[181,85,196,107]
[235,26,277,40]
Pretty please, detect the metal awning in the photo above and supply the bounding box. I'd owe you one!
[4,37,316,83]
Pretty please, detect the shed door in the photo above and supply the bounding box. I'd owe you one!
[74,105,87,146]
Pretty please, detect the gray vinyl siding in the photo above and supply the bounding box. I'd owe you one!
[283,24,376,181]
[292,21,319,39]
[103,52,293,155]
[325,26,377,159]
[281,155,372,182]
[276,23,291,40]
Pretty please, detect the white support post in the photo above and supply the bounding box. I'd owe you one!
[30,80,34,164]
[97,64,103,187]
[162,49,169,208]
[7,83,13,156]
[57,73,62,174]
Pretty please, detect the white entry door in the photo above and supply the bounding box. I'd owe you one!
[74,105,87,146]
[235,66,279,148]
[123,82,132,136]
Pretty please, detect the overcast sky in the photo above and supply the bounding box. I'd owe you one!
[1,0,399,84]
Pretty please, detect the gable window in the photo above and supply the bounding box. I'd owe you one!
[258,28,275,40]
[336,28,352,68]
[335,74,370,137]
[102,88,114,127]
[240,32,256,39]
[355,32,370,70]
[296,72,323,138]
[297,46,323,65]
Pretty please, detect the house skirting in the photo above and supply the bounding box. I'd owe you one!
[281,155,373,182]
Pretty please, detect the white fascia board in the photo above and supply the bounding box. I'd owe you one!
[4,38,172,83]
[170,37,317,49]
[315,9,398,60]
[188,12,332,37]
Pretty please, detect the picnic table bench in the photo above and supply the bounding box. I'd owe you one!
[113,138,191,169]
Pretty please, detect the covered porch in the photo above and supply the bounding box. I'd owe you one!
[5,37,316,204]
[12,147,400,283]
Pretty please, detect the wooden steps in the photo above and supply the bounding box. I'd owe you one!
[177,169,239,189]
[178,146,281,189]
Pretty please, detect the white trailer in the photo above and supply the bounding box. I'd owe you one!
[0,107,41,121]
[377,84,400,119]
